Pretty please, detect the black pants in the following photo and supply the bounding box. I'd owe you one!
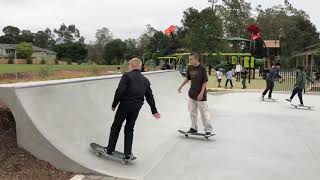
[107,103,141,156]
[290,87,304,105]
[225,79,233,87]
[236,72,240,81]
[262,80,274,98]
[242,78,246,89]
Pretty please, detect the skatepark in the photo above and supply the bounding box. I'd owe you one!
[0,70,319,180]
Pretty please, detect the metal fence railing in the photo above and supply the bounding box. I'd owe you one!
[274,68,320,92]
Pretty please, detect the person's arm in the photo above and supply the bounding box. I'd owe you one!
[197,68,208,100]
[145,83,161,120]
[112,74,129,109]
[178,78,189,93]
[306,74,314,84]
[178,66,190,93]
[145,85,158,114]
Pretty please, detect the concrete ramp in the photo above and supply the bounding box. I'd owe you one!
[0,71,188,180]
[2,70,320,180]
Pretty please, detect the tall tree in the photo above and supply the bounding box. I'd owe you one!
[0,26,21,44]
[19,30,34,43]
[255,1,320,57]
[34,28,56,49]
[216,0,253,38]
[137,24,157,53]
[103,39,127,65]
[54,23,83,43]
[180,7,225,52]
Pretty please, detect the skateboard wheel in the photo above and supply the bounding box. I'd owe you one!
[295,106,297,109]
[204,138,209,141]
[95,152,102,157]
[185,134,189,138]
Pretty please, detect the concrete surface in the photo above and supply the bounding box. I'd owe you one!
[1,71,320,180]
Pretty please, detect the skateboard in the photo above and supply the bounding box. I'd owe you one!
[178,130,215,141]
[290,104,315,110]
[259,97,277,102]
[90,143,136,165]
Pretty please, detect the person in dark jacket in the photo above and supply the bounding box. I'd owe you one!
[105,58,161,160]
[261,63,282,99]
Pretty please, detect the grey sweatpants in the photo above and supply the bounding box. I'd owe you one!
[188,98,213,133]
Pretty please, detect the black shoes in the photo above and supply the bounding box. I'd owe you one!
[187,128,198,134]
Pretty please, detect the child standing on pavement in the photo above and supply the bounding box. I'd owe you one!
[225,68,234,89]
[216,68,223,88]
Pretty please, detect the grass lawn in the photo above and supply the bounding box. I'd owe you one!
[0,64,120,74]
[207,75,267,90]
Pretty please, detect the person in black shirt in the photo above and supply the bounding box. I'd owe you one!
[105,58,161,160]
[178,52,213,135]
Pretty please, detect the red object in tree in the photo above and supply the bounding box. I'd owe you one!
[247,24,261,40]
[164,25,177,36]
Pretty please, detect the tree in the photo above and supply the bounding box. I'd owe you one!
[54,23,83,43]
[124,38,138,60]
[216,0,254,38]
[54,43,88,63]
[103,39,127,65]
[16,42,33,59]
[0,26,21,44]
[148,31,173,55]
[255,2,320,58]
[34,28,56,49]
[88,27,114,64]
[95,27,113,47]
[19,30,34,43]
[137,24,157,54]
[180,7,225,52]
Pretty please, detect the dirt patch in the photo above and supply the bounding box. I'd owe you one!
[0,106,75,180]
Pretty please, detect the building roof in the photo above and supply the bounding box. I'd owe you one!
[264,40,280,48]
[0,44,16,50]
[0,43,56,54]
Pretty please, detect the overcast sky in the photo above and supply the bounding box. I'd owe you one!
[0,0,319,42]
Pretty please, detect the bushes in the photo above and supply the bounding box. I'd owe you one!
[40,58,46,65]
[26,57,33,64]
[8,56,15,64]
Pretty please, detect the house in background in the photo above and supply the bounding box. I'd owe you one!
[0,43,56,61]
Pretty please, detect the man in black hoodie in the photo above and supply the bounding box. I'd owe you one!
[105,58,161,160]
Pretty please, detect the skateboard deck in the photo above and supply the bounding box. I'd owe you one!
[178,130,215,141]
[259,97,277,102]
[90,143,136,165]
[290,104,315,110]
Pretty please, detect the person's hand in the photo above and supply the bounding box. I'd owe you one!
[178,87,182,93]
[153,113,161,120]
[197,93,204,101]
[112,107,116,111]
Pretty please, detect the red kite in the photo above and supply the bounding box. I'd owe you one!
[164,25,177,36]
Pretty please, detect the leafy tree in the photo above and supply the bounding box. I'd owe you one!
[54,23,83,43]
[0,26,21,44]
[16,42,33,59]
[255,1,319,58]
[54,42,88,63]
[34,28,56,49]
[180,7,225,52]
[19,30,34,43]
[216,0,254,38]
[103,39,127,65]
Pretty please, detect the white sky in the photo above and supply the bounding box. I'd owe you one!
[0,0,319,42]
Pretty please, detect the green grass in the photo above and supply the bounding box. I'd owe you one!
[207,75,267,90]
[0,64,120,74]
